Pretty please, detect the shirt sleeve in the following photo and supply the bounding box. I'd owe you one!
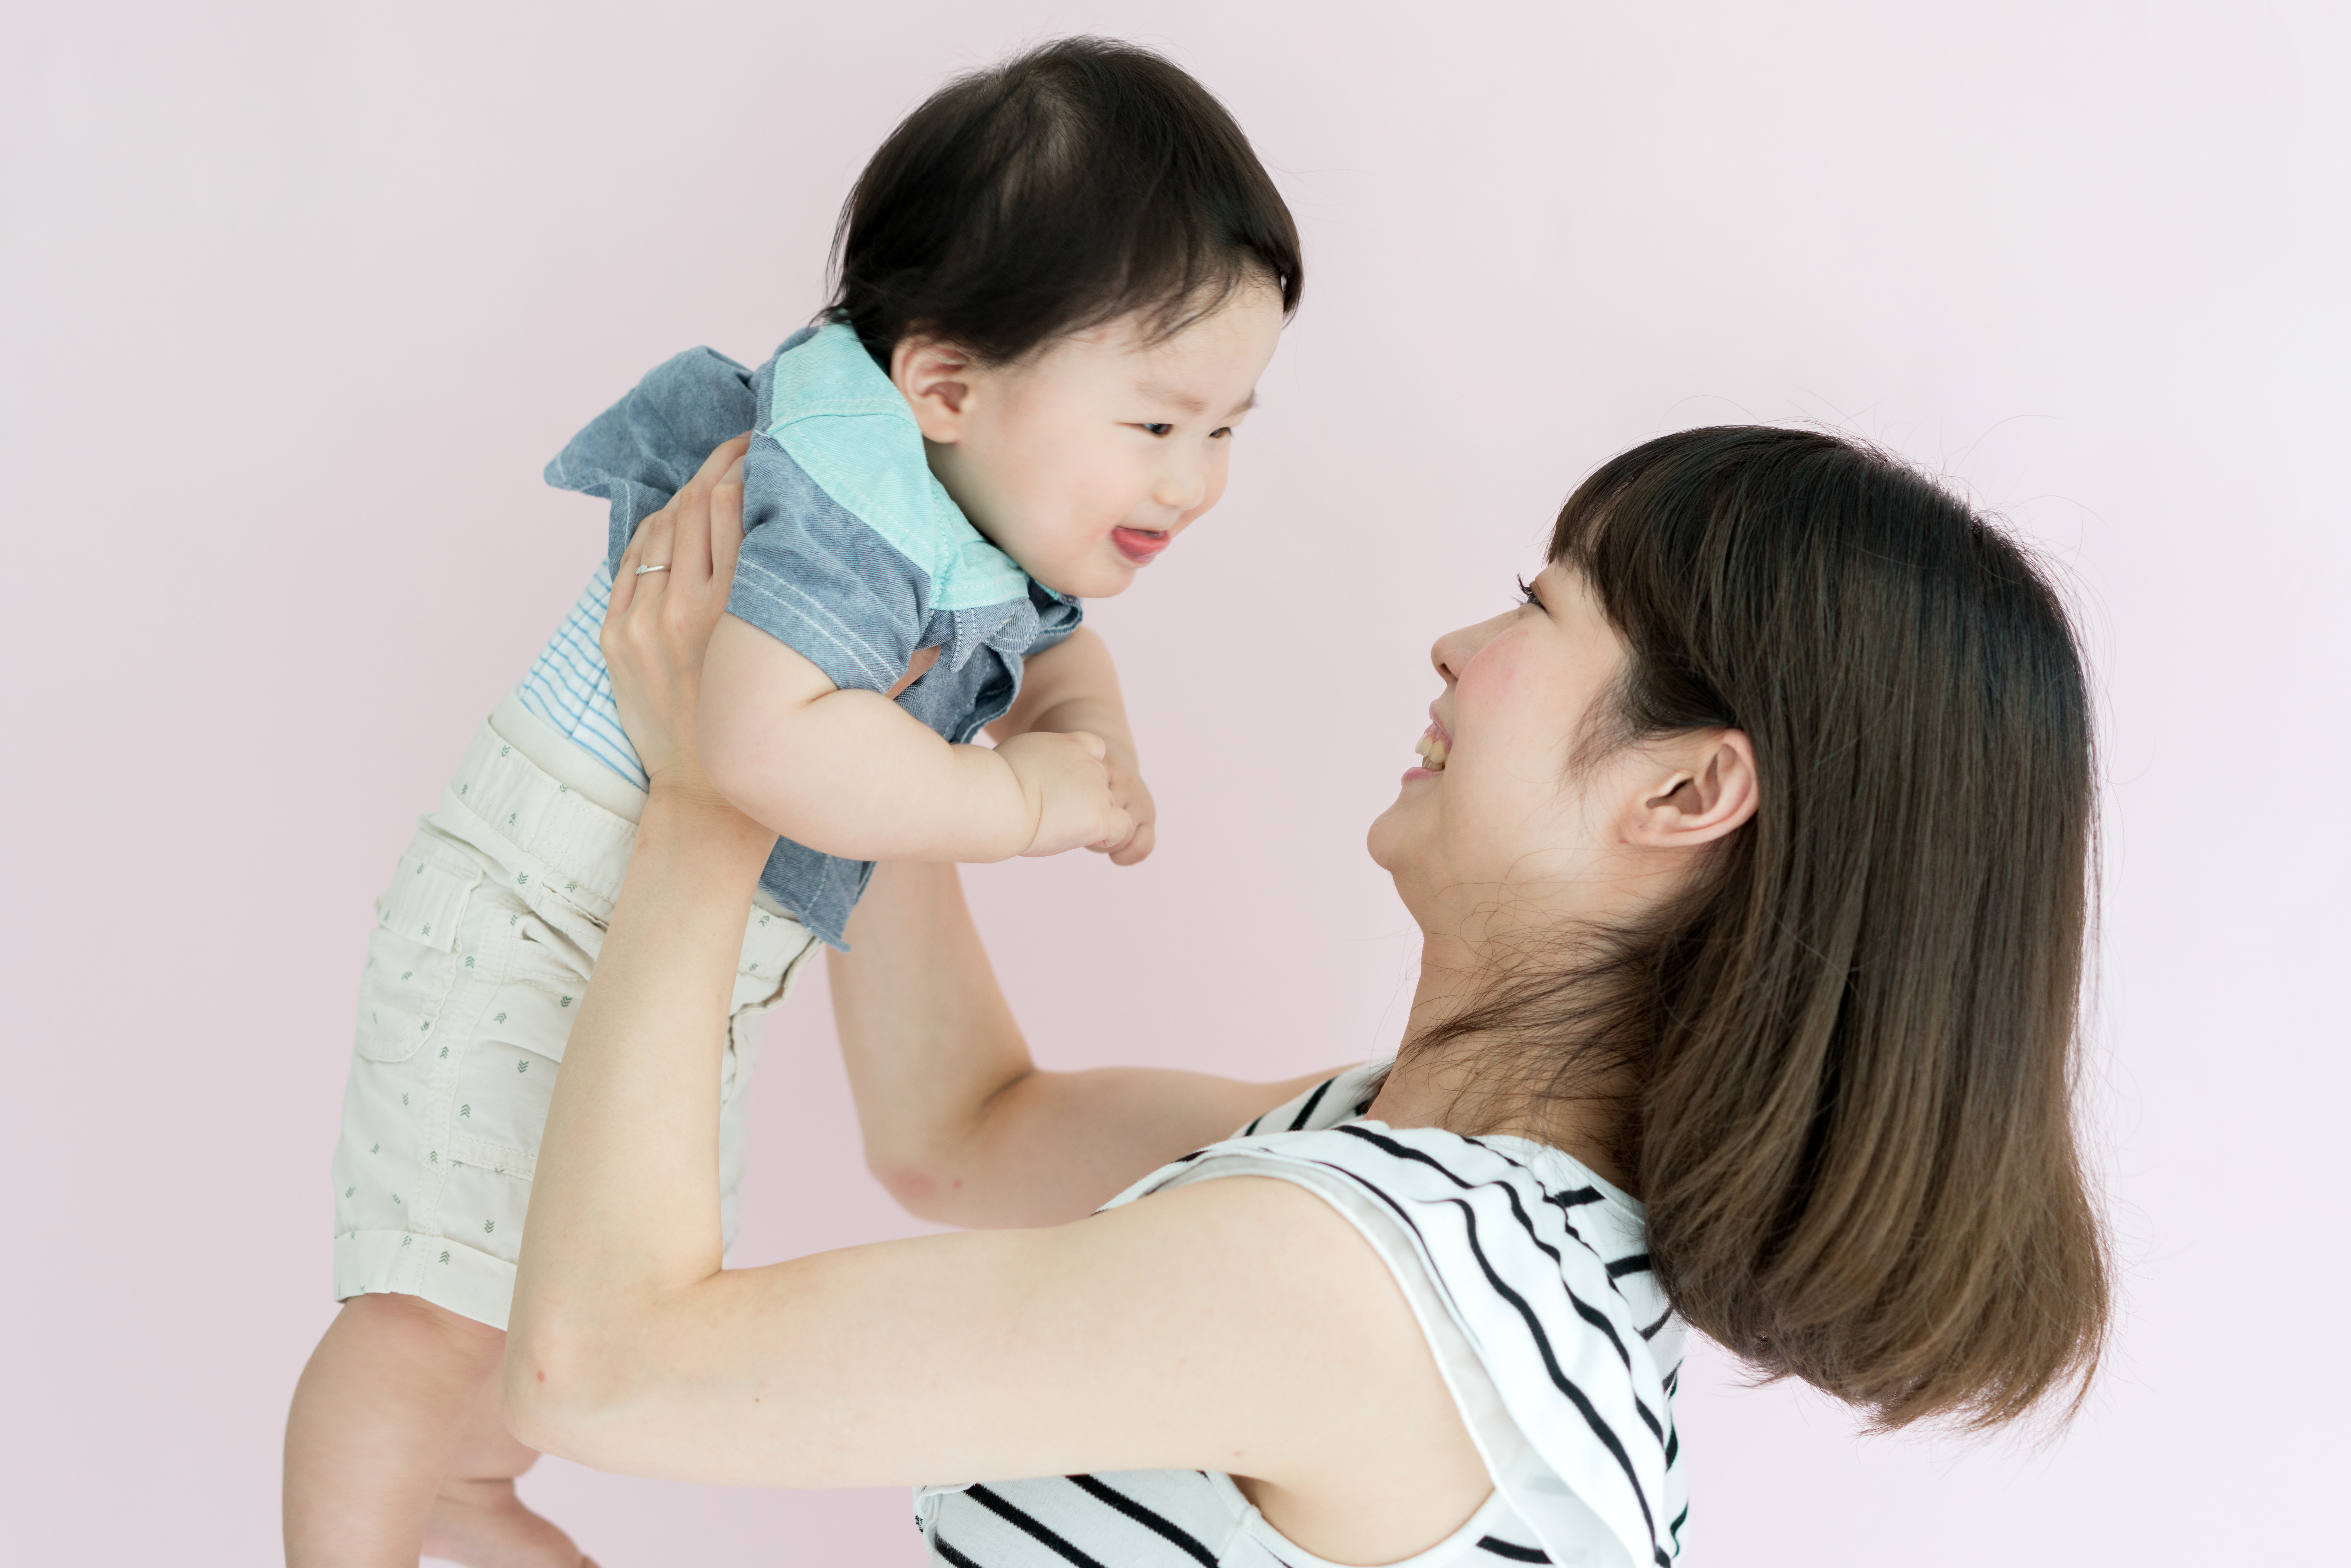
[541,347,760,572]
[726,430,931,694]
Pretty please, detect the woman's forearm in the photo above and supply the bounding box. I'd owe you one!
[831,861,1339,1228]
[508,785,775,1360]
[828,861,1040,1211]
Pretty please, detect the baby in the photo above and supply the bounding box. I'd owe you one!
[283,37,1300,1567]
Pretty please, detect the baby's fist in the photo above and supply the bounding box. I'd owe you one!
[1091,741,1156,866]
[996,730,1135,858]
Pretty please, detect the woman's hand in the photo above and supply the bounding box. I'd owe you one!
[602,435,753,794]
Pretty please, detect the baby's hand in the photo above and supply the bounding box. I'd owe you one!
[996,731,1136,858]
[1092,740,1156,866]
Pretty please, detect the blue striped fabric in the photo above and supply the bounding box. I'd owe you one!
[516,563,647,790]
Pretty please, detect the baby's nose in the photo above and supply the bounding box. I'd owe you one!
[1152,454,1207,511]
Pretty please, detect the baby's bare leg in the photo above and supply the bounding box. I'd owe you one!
[284,1292,505,1567]
[421,1363,597,1568]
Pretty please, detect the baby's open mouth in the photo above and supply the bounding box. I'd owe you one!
[1112,527,1171,564]
[1414,726,1450,771]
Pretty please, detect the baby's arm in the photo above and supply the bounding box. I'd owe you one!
[986,627,1156,865]
[699,616,1130,862]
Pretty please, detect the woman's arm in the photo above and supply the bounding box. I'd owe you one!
[502,455,1488,1564]
[507,780,1482,1554]
[832,857,1338,1227]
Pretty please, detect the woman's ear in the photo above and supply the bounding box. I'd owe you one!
[891,336,977,444]
[1626,730,1759,850]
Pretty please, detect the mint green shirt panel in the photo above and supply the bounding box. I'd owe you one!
[765,322,1032,614]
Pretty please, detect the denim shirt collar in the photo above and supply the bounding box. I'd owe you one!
[767,323,1080,646]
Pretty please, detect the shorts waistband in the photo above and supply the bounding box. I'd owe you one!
[489,689,647,825]
[441,699,640,916]
[461,689,797,926]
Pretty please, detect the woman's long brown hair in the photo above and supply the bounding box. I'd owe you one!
[1426,426,2108,1431]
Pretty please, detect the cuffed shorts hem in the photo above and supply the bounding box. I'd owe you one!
[333,1229,521,1332]
[327,695,820,1331]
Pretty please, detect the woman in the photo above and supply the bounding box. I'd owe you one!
[505,427,2109,1567]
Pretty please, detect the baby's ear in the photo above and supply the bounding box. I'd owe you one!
[891,336,977,441]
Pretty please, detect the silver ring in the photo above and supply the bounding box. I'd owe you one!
[635,563,671,575]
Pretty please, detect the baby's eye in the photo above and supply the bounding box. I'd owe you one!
[1138,422,1174,437]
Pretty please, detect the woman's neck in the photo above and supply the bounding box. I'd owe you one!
[1364,947,1639,1192]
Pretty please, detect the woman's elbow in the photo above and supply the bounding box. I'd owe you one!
[501,1315,621,1459]
[868,1151,962,1225]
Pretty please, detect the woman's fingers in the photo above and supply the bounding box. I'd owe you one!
[610,507,649,618]
[614,511,679,654]
[709,454,746,590]
[672,436,751,589]
[604,435,749,666]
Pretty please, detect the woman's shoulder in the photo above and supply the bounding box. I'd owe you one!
[1104,1064,1691,1568]
[1229,1059,1393,1138]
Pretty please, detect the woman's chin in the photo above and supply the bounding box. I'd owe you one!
[1365,796,1421,873]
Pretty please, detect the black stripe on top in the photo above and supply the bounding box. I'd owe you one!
[1064,1475,1219,1568]
[1330,1129,1667,1452]
[1335,1127,1653,1393]
[1287,1075,1338,1131]
[1309,1137,1666,1564]
[1477,1535,1554,1561]
[1605,1254,1653,1280]
[934,1535,986,1568]
[965,1484,1106,1568]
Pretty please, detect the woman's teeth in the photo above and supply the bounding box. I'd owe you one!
[1414,732,1450,771]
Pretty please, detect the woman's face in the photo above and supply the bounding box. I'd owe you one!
[1367,561,1639,940]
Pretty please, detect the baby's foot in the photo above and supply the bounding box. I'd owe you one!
[421,1476,597,1568]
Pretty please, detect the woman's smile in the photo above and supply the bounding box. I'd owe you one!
[1408,713,1452,780]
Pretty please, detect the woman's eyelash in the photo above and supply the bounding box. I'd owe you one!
[1516,575,1543,606]
[1140,422,1173,437]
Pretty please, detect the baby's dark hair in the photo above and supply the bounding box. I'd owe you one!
[827,37,1302,368]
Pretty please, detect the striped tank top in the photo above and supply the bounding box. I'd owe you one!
[913,1062,1690,1568]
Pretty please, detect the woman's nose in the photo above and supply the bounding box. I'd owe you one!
[1431,628,1469,686]
[1431,612,1506,685]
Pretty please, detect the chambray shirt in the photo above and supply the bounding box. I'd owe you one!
[535,322,1083,947]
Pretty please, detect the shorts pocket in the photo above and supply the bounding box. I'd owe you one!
[354,845,483,1063]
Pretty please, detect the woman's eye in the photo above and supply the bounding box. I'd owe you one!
[1139,422,1174,437]
[1208,426,1232,440]
[1516,574,1544,608]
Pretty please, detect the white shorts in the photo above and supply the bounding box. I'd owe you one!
[329,692,820,1329]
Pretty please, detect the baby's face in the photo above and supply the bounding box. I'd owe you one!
[896,284,1285,599]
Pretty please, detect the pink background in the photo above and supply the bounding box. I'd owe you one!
[5,2,2346,1562]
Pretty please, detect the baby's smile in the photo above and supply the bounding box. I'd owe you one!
[1112,526,1172,565]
